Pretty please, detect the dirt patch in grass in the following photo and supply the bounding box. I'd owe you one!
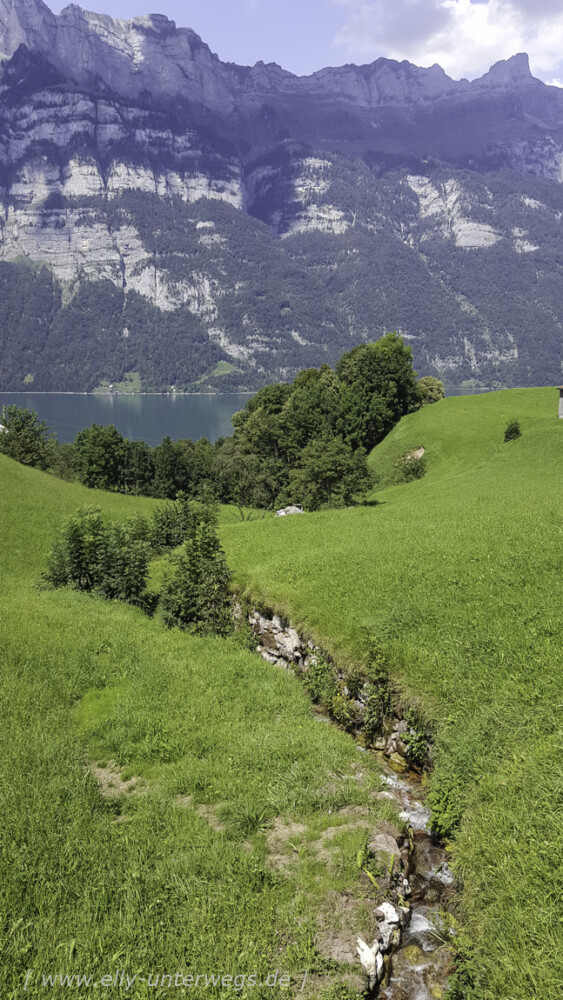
[314,889,374,992]
[175,794,194,809]
[266,811,376,871]
[91,762,146,798]
[335,803,371,816]
[320,819,371,841]
[268,817,308,844]
[174,795,227,833]
[195,803,226,833]
[299,970,365,998]
[265,818,307,872]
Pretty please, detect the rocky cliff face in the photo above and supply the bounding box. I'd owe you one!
[0,0,544,110]
[0,0,562,391]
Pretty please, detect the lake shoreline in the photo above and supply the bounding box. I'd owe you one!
[0,390,256,396]
[0,391,253,445]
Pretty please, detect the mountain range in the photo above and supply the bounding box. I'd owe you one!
[0,0,562,391]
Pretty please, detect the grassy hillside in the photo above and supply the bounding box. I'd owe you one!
[221,388,563,999]
[368,387,554,486]
[0,455,394,999]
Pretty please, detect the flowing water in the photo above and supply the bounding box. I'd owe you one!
[373,769,455,999]
[249,605,458,997]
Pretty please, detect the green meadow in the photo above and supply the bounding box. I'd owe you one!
[222,388,563,999]
[1,387,562,999]
[0,460,394,999]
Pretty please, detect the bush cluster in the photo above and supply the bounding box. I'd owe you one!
[43,498,233,637]
[393,451,427,483]
[504,419,521,442]
[44,507,150,604]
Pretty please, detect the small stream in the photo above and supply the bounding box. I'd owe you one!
[376,769,455,999]
[248,607,457,998]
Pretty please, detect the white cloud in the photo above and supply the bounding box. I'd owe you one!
[334,0,563,81]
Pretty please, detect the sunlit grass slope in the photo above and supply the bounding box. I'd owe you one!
[369,387,555,486]
[222,388,563,1000]
[0,455,389,1000]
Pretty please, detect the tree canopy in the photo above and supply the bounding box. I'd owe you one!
[7,333,421,511]
[0,404,50,468]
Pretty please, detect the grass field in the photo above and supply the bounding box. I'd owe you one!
[0,458,394,999]
[2,388,562,999]
[220,389,563,999]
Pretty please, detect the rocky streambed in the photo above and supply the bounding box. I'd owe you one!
[247,608,457,999]
[375,770,455,999]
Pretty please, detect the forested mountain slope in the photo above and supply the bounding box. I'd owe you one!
[0,0,562,389]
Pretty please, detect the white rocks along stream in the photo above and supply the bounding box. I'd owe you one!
[248,607,456,998]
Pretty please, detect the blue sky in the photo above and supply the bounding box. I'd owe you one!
[49,0,563,85]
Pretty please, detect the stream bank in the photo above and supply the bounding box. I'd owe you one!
[245,607,457,999]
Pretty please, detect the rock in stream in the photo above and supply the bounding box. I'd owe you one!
[375,770,455,999]
[249,606,457,998]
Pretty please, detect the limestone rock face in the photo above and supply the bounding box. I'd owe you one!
[0,0,236,107]
[0,0,55,61]
[0,2,549,114]
[472,53,532,92]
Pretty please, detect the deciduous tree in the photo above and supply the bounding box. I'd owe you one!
[0,404,50,468]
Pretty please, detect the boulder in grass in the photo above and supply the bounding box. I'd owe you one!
[274,505,304,517]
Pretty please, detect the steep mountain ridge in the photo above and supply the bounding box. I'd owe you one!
[0,0,544,111]
[0,0,562,391]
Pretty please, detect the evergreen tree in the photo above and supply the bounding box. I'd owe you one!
[160,500,232,635]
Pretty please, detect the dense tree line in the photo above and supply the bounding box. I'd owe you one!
[1,335,440,511]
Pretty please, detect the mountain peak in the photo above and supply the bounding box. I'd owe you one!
[0,0,544,113]
[475,52,533,90]
[0,0,54,59]
[497,52,531,78]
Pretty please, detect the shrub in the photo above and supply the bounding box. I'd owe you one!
[418,376,445,406]
[393,450,427,483]
[362,641,392,742]
[149,501,185,552]
[363,683,388,743]
[159,501,233,636]
[303,657,338,705]
[330,692,362,732]
[124,512,151,544]
[148,492,203,553]
[43,506,150,604]
[401,710,430,767]
[504,419,521,442]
